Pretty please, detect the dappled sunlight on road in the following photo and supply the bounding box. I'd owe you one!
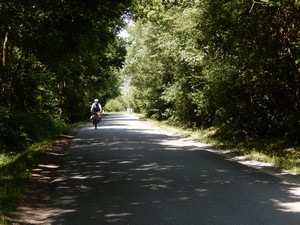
[133,163,181,171]
[271,187,300,213]
[48,114,300,225]
[272,199,300,213]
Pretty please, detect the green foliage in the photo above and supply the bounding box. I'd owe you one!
[0,107,67,154]
[0,108,29,153]
[126,0,300,139]
[125,3,204,123]
[0,0,131,120]
[0,108,68,220]
[105,96,127,112]
[198,0,300,137]
[0,1,130,222]
[0,140,55,219]
[0,0,132,155]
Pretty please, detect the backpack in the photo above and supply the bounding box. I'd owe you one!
[93,103,100,112]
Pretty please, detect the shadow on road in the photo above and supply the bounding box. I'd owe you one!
[48,114,300,225]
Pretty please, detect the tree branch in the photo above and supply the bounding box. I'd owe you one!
[249,0,265,13]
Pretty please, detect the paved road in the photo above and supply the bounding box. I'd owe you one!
[48,114,300,225]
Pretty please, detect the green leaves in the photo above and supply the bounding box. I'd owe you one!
[0,0,131,112]
[125,0,300,137]
[0,0,132,154]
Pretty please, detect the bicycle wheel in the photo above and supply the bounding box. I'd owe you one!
[92,115,99,129]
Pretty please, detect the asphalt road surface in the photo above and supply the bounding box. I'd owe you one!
[48,114,300,225]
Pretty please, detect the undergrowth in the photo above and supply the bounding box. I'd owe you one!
[0,108,71,224]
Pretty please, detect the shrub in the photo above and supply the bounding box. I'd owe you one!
[0,107,67,154]
[105,97,127,112]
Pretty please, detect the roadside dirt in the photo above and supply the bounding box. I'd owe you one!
[5,132,76,225]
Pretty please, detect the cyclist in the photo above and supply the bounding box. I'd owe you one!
[90,98,102,115]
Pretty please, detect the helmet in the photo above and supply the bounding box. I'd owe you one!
[94,99,99,102]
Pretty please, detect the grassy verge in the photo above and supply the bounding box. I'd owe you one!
[0,121,79,225]
[0,141,53,224]
[143,117,300,175]
[0,141,51,214]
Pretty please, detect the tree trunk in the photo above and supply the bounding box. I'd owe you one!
[0,30,9,105]
[2,31,8,67]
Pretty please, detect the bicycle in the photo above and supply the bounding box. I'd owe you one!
[91,112,101,129]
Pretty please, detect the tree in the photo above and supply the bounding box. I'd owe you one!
[125,0,300,137]
[0,0,132,152]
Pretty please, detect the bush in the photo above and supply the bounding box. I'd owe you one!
[0,107,67,154]
[105,97,127,112]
